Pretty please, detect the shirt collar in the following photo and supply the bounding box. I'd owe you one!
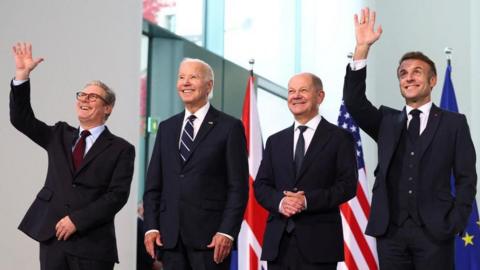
[294,114,322,131]
[405,101,432,116]
[79,125,105,140]
[184,102,210,123]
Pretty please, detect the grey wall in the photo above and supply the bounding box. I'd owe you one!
[0,1,141,269]
[363,0,479,198]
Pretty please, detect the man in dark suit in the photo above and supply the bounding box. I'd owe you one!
[9,43,135,270]
[143,58,249,269]
[343,8,477,269]
[254,72,358,269]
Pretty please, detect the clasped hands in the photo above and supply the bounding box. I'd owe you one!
[280,190,306,218]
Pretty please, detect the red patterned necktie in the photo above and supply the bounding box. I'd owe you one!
[72,130,90,170]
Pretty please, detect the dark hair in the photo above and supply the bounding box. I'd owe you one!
[397,51,437,78]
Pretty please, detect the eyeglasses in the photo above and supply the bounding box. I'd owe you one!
[76,91,108,103]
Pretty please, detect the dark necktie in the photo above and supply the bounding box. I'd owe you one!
[408,109,421,141]
[294,126,308,175]
[180,115,196,162]
[72,130,90,170]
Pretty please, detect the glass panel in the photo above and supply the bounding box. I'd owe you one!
[224,0,296,87]
[257,88,293,143]
[143,0,205,46]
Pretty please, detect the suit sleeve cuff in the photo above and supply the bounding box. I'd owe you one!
[278,197,286,213]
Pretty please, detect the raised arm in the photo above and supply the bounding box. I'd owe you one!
[353,8,383,60]
[12,42,44,80]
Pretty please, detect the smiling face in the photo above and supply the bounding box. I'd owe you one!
[176,60,213,113]
[397,59,436,108]
[287,73,325,124]
[76,84,112,129]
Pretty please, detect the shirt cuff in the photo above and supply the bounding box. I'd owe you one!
[12,79,28,86]
[349,59,367,71]
[278,197,286,213]
[217,232,234,241]
[145,229,159,236]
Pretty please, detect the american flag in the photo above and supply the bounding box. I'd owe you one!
[337,100,379,270]
[233,73,268,270]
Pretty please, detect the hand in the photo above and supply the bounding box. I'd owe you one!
[144,231,163,259]
[55,216,77,241]
[12,42,44,80]
[280,191,305,217]
[353,8,383,60]
[207,233,233,264]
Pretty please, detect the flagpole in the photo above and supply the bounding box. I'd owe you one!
[249,58,255,76]
[444,47,453,66]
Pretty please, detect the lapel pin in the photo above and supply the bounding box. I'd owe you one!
[208,121,213,125]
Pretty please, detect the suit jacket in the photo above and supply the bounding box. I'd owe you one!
[254,118,358,263]
[143,105,249,249]
[10,81,135,263]
[343,65,477,240]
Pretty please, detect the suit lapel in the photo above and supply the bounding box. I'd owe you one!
[283,125,296,186]
[171,113,184,169]
[295,118,331,182]
[74,127,114,176]
[182,106,218,165]
[381,109,406,175]
[418,104,442,158]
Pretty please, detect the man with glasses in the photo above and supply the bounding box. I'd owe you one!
[9,43,135,270]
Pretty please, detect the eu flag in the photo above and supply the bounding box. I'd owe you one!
[440,62,480,269]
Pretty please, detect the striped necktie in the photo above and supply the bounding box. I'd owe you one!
[179,115,196,162]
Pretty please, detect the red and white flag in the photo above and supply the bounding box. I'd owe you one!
[337,101,378,270]
[237,73,269,270]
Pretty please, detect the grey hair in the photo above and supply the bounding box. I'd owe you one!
[83,80,115,119]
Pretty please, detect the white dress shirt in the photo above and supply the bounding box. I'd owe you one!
[179,102,210,147]
[74,125,106,154]
[293,114,322,158]
[405,102,432,135]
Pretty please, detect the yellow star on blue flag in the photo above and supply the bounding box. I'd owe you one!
[462,232,475,247]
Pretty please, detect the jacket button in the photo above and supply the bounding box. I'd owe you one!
[72,184,77,188]
[293,187,298,192]
[179,174,184,178]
